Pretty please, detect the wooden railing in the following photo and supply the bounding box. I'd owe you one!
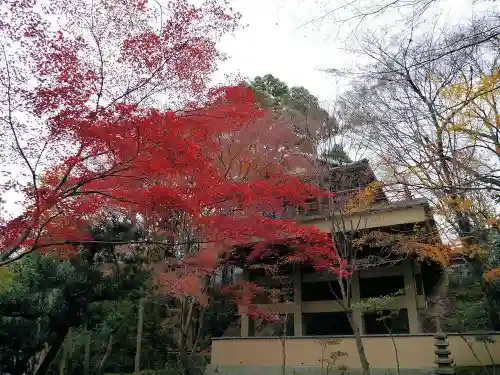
[265,188,364,219]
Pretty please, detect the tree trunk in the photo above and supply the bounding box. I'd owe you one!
[34,325,70,375]
[33,318,49,375]
[178,297,197,375]
[67,328,73,372]
[348,313,370,375]
[188,309,205,361]
[178,332,194,375]
[58,330,70,375]
[95,333,114,375]
[383,322,400,375]
[29,318,44,374]
[16,321,61,375]
[34,345,49,375]
[281,337,286,375]
[134,295,145,373]
[280,314,287,375]
[84,329,91,375]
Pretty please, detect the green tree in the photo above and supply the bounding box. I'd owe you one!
[443,230,500,332]
[51,297,178,375]
[249,74,290,110]
[288,86,321,114]
[322,144,353,165]
[248,74,325,116]
[0,218,149,375]
[248,74,341,156]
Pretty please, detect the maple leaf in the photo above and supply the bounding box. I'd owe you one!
[0,0,238,263]
[0,0,347,311]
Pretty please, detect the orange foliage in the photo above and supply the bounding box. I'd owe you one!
[410,242,452,267]
[345,181,383,213]
[484,268,500,282]
[351,228,451,267]
[486,218,500,228]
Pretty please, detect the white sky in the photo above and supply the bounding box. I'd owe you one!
[212,0,351,110]
[210,0,498,176]
[213,0,494,112]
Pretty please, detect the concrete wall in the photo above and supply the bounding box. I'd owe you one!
[305,205,428,233]
[209,333,500,374]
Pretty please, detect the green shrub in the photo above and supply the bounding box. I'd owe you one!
[104,368,184,375]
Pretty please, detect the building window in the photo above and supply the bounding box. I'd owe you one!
[359,275,405,299]
[414,273,424,296]
[302,281,346,301]
[363,309,409,334]
[303,312,353,335]
[249,313,294,337]
[247,268,266,281]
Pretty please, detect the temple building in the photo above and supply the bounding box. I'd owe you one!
[205,159,479,375]
[236,159,443,338]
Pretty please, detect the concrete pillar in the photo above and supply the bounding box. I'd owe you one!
[403,259,421,333]
[351,271,364,334]
[241,269,250,337]
[293,267,303,336]
[240,314,249,337]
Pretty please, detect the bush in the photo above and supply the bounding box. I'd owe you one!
[104,369,184,375]
[455,366,500,375]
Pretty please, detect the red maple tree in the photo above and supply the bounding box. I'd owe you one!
[0,0,343,281]
[0,0,234,260]
[0,6,351,365]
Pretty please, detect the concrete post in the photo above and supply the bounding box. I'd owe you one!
[403,259,421,333]
[293,267,303,336]
[351,271,364,334]
[240,314,249,337]
[241,269,250,337]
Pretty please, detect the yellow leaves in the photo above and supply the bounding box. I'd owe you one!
[406,165,426,181]
[460,200,473,210]
[0,267,13,289]
[441,83,469,98]
[479,70,500,92]
[352,228,452,267]
[440,69,500,141]
[441,196,474,213]
[443,70,500,99]
[448,123,470,133]
[484,268,500,282]
[352,230,399,250]
[453,243,485,259]
[411,242,452,267]
[345,181,383,213]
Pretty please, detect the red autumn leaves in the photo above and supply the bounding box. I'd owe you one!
[0,0,348,311]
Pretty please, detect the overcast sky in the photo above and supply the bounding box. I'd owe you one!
[213,0,494,111]
[212,0,348,110]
